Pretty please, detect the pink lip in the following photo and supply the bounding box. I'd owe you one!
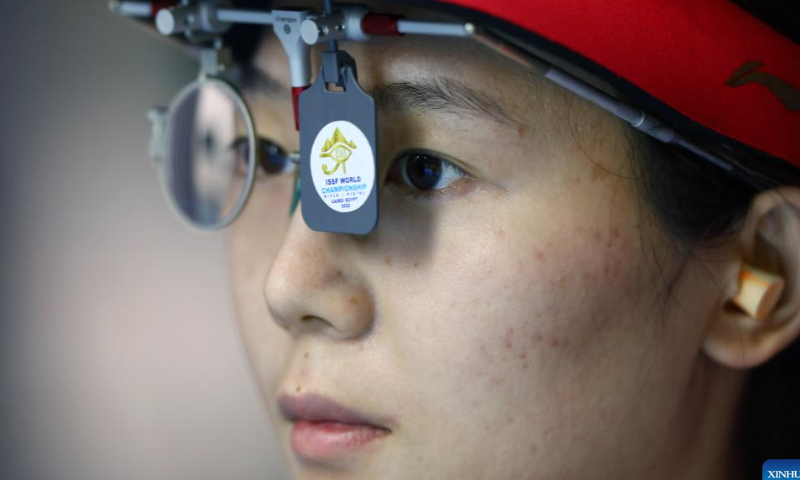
[279,393,391,460]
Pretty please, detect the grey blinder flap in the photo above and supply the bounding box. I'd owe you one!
[298,52,378,235]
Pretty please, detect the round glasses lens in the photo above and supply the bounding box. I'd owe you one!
[165,80,254,228]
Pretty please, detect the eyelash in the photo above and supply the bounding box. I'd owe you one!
[387,150,472,198]
[230,136,297,178]
[227,137,469,199]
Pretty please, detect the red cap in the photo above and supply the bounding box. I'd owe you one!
[434,0,800,168]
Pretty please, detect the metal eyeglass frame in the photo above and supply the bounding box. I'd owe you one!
[127,0,759,232]
[150,61,301,231]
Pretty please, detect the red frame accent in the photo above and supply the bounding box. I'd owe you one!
[150,2,175,16]
[292,86,309,131]
[362,13,403,36]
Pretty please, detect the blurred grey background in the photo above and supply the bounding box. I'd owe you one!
[1,2,289,479]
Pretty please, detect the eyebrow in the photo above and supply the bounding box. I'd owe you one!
[241,66,521,126]
[373,78,521,126]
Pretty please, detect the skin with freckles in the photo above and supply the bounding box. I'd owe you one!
[222,8,799,479]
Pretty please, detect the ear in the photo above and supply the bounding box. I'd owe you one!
[702,187,800,369]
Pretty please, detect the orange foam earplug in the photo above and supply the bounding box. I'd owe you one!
[732,264,785,321]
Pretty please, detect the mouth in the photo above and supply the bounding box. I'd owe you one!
[278,392,392,461]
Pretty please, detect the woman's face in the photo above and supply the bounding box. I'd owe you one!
[226,27,740,480]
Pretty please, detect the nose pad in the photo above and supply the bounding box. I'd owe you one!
[263,210,376,340]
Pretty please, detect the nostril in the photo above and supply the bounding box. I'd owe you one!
[297,315,337,334]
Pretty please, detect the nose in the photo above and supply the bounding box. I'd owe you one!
[263,208,376,340]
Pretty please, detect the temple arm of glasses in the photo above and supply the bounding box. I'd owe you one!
[470,28,746,178]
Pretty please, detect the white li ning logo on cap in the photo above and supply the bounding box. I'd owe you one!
[310,120,375,213]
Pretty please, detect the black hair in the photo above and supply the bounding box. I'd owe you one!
[629,130,800,478]
[629,2,800,476]
[223,0,271,66]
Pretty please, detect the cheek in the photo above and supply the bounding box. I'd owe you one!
[409,202,638,358]
[226,181,295,394]
[375,190,651,443]
[464,223,636,384]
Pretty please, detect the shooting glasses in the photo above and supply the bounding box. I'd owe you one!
[117,0,761,234]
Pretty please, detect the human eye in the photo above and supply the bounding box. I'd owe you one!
[387,150,473,198]
[230,136,297,179]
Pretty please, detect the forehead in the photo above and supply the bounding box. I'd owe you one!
[240,3,628,167]
[249,31,564,124]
